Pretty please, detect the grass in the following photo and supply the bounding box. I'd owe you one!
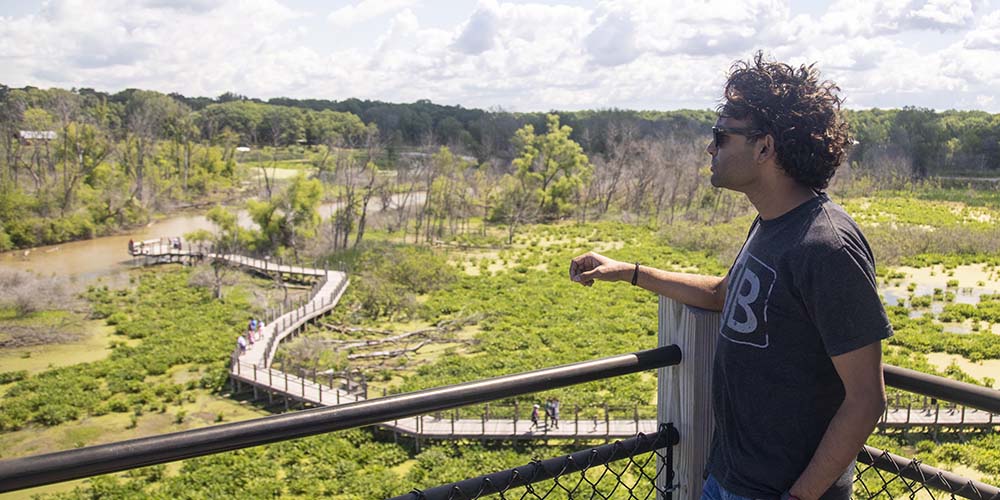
[0,382,271,462]
[0,315,129,375]
[0,388,270,500]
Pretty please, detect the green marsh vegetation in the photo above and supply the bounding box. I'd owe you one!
[0,267,262,434]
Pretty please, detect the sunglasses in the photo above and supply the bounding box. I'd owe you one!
[712,126,764,147]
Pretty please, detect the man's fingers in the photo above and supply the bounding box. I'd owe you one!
[569,260,581,281]
[578,268,600,282]
[570,256,594,282]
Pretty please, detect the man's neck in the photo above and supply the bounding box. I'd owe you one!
[745,182,818,220]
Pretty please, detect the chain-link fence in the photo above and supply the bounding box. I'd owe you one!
[390,425,1000,500]
[389,424,678,500]
[855,445,1000,500]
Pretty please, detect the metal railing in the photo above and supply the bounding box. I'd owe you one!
[852,364,1000,500]
[856,445,1000,499]
[389,424,678,500]
[377,363,1000,500]
[0,345,682,493]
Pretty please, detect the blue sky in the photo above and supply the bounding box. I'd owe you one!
[1,0,998,112]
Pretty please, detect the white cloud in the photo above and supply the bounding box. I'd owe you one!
[1,0,998,112]
[821,0,981,37]
[907,0,977,30]
[584,10,639,66]
[964,10,1000,48]
[452,0,499,55]
[327,0,419,28]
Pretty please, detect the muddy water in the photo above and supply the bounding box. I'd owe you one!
[880,263,1000,334]
[0,192,424,280]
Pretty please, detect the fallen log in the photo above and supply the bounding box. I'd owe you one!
[346,340,431,360]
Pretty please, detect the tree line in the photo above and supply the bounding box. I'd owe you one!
[2,83,999,252]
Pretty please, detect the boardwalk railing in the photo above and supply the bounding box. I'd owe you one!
[130,241,349,370]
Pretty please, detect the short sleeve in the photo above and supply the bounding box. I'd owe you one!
[797,245,893,357]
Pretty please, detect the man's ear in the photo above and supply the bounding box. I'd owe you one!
[757,134,776,162]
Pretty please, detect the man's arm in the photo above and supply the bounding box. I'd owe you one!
[788,341,887,500]
[569,251,728,312]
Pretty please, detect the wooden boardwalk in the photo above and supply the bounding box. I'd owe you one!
[131,241,348,368]
[229,358,1000,440]
[134,241,999,441]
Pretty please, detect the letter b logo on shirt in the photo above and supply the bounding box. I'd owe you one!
[721,252,776,348]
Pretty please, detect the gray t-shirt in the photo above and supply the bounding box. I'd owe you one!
[707,194,893,500]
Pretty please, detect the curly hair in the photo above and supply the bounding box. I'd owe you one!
[719,51,851,189]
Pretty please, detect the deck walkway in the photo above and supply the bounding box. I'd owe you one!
[134,241,998,441]
[131,241,348,368]
[230,356,999,440]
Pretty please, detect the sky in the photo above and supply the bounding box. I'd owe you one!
[1,0,999,112]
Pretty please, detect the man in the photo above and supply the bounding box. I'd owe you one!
[569,52,891,500]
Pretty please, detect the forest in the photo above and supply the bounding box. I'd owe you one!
[2,83,1000,252]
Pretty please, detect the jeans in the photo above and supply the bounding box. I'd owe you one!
[701,474,755,500]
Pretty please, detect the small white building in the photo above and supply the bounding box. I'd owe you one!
[18,130,57,142]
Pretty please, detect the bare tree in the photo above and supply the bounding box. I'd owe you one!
[354,126,385,248]
[650,134,704,222]
[594,120,640,215]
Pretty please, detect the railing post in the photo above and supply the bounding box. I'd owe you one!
[933,401,941,442]
[657,296,720,499]
[634,402,639,434]
[514,401,519,435]
[575,404,579,436]
[603,403,609,438]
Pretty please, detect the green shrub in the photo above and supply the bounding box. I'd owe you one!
[0,370,28,384]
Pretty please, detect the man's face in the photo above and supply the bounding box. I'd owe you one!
[705,116,761,192]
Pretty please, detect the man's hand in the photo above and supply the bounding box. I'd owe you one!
[569,251,632,287]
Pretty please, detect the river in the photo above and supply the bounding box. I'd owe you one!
[0,192,424,280]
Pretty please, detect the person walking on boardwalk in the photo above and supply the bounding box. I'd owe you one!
[237,334,247,355]
[255,318,264,341]
[570,52,891,500]
[544,399,557,429]
[551,398,560,429]
[247,318,257,345]
[530,404,540,430]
